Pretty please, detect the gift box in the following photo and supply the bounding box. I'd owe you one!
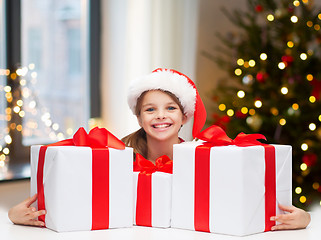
[133,154,172,228]
[30,127,133,232]
[171,125,292,236]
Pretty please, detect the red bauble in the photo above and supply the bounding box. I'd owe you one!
[235,110,247,119]
[255,5,263,12]
[281,55,294,65]
[212,113,230,131]
[256,72,268,83]
[310,78,321,100]
[302,153,317,167]
[288,6,294,13]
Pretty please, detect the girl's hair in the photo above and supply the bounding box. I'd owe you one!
[121,90,184,159]
[121,127,147,158]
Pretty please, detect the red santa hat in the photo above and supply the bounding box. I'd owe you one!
[127,68,207,138]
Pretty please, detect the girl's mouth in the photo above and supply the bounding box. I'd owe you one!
[152,123,172,129]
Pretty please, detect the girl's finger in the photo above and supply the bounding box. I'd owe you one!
[29,210,46,219]
[271,223,292,231]
[23,194,38,207]
[278,204,295,213]
[28,219,45,227]
[273,213,295,223]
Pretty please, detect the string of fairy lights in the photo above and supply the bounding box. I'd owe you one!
[216,0,321,206]
[0,64,68,170]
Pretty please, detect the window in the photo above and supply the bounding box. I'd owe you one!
[27,28,42,70]
[67,28,81,75]
[0,0,100,181]
[21,0,90,145]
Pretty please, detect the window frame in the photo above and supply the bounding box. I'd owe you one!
[0,0,7,147]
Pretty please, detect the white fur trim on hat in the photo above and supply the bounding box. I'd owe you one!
[127,69,197,120]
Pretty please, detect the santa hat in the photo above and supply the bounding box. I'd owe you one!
[127,68,207,138]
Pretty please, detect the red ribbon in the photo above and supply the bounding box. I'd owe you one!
[194,125,276,232]
[196,124,266,147]
[46,126,125,149]
[134,153,173,174]
[194,145,210,232]
[134,153,173,227]
[36,127,125,229]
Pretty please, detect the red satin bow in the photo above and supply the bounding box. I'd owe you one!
[48,127,125,149]
[196,125,266,147]
[133,153,173,174]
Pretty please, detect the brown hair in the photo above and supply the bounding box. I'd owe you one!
[121,90,184,159]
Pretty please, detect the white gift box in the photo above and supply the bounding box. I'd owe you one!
[171,141,292,236]
[133,172,172,228]
[30,145,133,232]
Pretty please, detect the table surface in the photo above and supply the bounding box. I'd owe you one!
[1,180,321,240]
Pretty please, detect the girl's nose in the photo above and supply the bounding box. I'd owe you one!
[156,110,166,119]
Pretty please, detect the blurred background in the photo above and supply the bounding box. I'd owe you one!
[0,0,321,210]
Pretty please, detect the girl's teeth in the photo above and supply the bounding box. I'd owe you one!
[154,124,170,128]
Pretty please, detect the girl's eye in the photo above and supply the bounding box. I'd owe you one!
[146,108,155,112]
[168,106,177,110]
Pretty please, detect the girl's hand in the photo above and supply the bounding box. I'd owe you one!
[270,204,311,230]
[8,194,46,227]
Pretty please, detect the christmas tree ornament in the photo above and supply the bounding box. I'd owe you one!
[256,72,268,83]
[211,113,230,131]
[281,55,294,65]
[310,78,321,100]
[287,106,300,116]
[288,6,295,13]
[242,74,254,85]
[255,5,263,12]
[235,110,247,119]
[302,153,317,167]
[270,107,279,116]
[246,115,263,131]
[287,107,295,116]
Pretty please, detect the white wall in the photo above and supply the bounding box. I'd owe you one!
[195,0,247,122]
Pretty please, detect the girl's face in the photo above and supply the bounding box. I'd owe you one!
[137,90,187,142]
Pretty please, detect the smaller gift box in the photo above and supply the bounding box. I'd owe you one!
[171,125,292,236]
[30,127,133,232]
[133,154,173,228]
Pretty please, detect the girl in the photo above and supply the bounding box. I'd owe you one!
[123,68,311,230]
[9,68,310,230]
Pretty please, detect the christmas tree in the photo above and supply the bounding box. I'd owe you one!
[208,0,321,210]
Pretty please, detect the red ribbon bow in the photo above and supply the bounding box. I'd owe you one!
[196,125,266,147]
[134,153,173,174]
[48,127,125,149]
